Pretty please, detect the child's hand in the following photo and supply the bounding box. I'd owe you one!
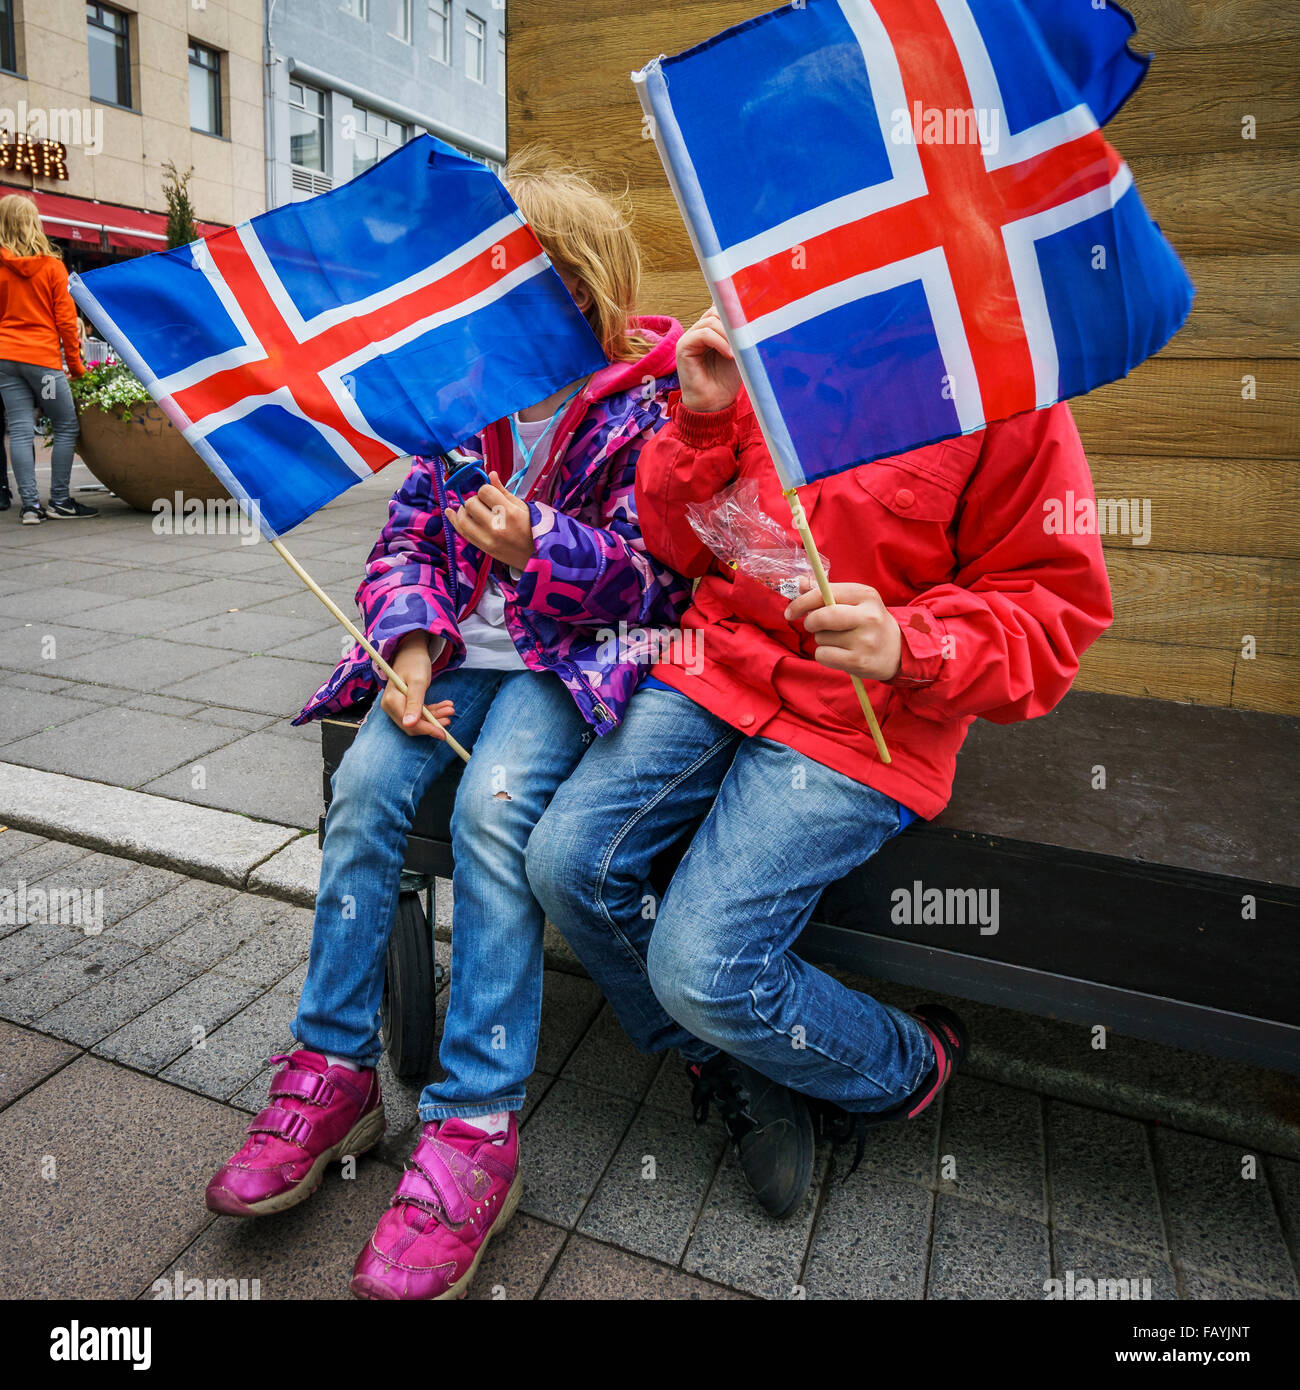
[785,581,903,682]
[448,472,536,571]
[678,305,742,414]
[380,631,456,738]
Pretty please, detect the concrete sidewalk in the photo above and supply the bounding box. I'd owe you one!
[1,827,1297,1301]
[1,452,388,831]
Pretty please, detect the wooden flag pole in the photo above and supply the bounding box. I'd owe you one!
[782,488,892,766]
[271,538,471,764]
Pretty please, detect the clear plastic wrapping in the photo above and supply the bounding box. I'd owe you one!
[686,478,828,600]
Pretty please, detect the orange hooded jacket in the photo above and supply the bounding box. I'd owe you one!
[0,247,84,376]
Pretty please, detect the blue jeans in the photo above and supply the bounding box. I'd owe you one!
[526,688,934,1112]
[293,667,591,1121]
[0,360,78,510]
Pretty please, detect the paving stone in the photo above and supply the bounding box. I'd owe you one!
[75,597,229,637]
[1266,1156,1300,1266]
[927,1195,1051,1300]
[38,951,199,1047]
[642,1050,696,1116]
[107,878,240,949]
[578,1104,726,1264]
[211,914,314,990]
[1046,1100,1167,1256]
[142,727,325,830]
[247,834,321,906]
[1179,1268,1292,1300]
[0,1054,242,1297]
[683,1145,828,1300]
[0,622,120,674]
[189,706,281,732]
[560,1002,662,1101]
[0,828,45,864]
[30,636,233,690]
[541,1234,747,1301]
[25,853,185,932]
[57,683,137,704]
[3,704,240,787]
[0,935,145,1023]
[0,586,120,623]
[164,609,329,656]
[158,892,289,970]
[1151,1129,1298,1296]
[145,577,304,616]
[532,970,604,1076]
[1050,1230,1178,1301]
[0,920,83,978]
[0,1018,79,1106]
[68,567,207,600]
[94,971,264,1073]
[160,988,298,1100]
[148,1155,394,1301]
[128,693,205,717]
[468,1214,569,1301]
[938,1075,1046,1219]
[162,654,328,718]
[519,1078,637,1228]
[0,836,90,887]
[0,673,72,694]
[0,690,104,743]
[843,1091,945,1188]
[265,628,353,664]
[803,1173,934,1300]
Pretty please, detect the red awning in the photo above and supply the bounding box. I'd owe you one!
[21,188,225,252]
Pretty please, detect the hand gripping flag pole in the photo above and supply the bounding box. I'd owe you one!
[269,536,471,764]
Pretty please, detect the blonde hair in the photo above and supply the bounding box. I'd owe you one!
[0,193,60,259]
[505,146,651,363]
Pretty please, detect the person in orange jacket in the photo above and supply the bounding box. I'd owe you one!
[526,306,1113,1217]
[0,193,96,522]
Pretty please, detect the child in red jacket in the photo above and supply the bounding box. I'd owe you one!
[526,306,1113,1216]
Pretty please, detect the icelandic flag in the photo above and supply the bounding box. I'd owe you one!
[635,0,1194,488]
[70,136,607,535]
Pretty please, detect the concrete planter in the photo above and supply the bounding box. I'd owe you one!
[75,402,230,512]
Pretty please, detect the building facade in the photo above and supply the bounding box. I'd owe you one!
[265,0,506,208]
[0,1,265,270]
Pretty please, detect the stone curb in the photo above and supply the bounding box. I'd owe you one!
[0,762,304,890]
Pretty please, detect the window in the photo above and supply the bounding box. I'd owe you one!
[0,0,16,75]
[351,105,408,178]
[496,30,505,95]
[87,3,131,108]
[393,0,412,43]
[429,0,450,63]
[289,81,327,172]
[465,12,485,82]
[188,42,222,136]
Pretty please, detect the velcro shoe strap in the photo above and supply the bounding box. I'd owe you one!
[408,1139,473,1225]
[269,1068,335,1106]
[393,1167,445,1217]
[248,1105,313,1146]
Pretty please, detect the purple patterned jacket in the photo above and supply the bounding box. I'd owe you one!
[295,316,690,734]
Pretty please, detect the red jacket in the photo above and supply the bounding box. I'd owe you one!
[634,391,1113,819]
[0,248,84,376]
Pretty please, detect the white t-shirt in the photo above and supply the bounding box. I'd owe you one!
[456,411,555,670]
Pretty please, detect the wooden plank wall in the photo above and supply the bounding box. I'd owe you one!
[507,0,1300,714]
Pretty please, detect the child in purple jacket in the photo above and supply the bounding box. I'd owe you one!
[205,151,687,1300]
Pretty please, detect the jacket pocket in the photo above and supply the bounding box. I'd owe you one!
[855,458,961,524]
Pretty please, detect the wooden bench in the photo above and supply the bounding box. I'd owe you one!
[319,689,1300,1078]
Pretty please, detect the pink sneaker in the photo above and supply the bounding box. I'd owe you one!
[350,1116,522,1300]
[205,1050,384,1217]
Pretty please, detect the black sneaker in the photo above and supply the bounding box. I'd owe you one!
[45,498,99,518]
[689,1054,814,1219]
[811,1005,969,1175]
[20,505,44,524]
